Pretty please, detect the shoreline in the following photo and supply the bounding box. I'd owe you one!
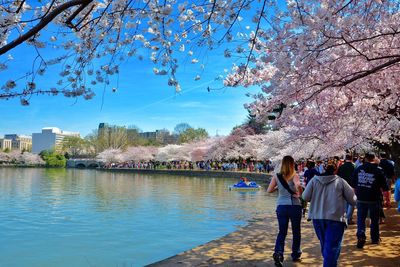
[0,165,272,182]
[147,200,400,267]
[0,164,46,168]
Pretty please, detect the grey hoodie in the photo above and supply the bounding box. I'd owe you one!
[302,174,357,223]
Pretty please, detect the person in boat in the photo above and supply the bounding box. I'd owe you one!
[238,177,251,186]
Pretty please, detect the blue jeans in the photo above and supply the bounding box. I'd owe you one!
[313,219,345,267]
[357,202,380,242]
[274,205,302,260]
[346,202,355,223]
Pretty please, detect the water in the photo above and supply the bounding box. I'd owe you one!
[0,168,276,267]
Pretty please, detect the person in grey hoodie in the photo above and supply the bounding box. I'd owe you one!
[302,163,356,267]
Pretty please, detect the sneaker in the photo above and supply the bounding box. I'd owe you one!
[292,257,302,262]
[273,252,283,267]
[357,237,366,249]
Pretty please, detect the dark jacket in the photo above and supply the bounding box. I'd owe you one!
[379,158,395,180]
[352,162,388,202]
[337,161,355,185]
[304,168,319,185]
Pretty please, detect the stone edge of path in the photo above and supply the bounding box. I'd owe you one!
[145,215,269,267]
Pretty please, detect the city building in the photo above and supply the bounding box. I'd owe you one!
[139,131,157,140]
[139,129,178,145]
[98,123,126,137]
[162,133,179,145]
[4,134,32,152]
[0,138,12,151]
[32,127,80,154]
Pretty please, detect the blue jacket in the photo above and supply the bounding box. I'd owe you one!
[394,178,400,212]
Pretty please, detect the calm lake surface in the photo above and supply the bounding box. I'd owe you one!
[0,168,276,267]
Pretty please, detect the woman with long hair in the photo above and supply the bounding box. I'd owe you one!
[267,156,303,266]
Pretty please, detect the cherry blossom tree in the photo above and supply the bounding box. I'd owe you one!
[203,136,226,161]
[224,0,400,166]
[0,152,12,163]
[240,134,267,160]
[96,148,123,163]
[187,137,218,162]
[19,152,46,165]
[203,127,253,160]
[121,146,157,162]
[0,151,44,164]
[155,144,190,162]
[7,150,23,162]
[190,147,207,162]
[92,131,351,166]
[0,0,266,104]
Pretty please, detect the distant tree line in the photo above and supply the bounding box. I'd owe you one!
[60,123,209,158]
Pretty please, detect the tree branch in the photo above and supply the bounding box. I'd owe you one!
[15,0,26,14]
[239,0,267,84]
[65,0,93,28]
[302,57,400,104]
[0,0,85,56]
[333,0,353,15]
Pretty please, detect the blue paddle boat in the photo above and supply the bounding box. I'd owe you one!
[229,177,262,190]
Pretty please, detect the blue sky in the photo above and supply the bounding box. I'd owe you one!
[0,2,269,138]
[0,46,258,138]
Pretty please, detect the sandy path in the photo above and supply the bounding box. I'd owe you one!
[148,201,400,267]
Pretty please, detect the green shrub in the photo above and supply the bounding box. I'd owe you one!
[39,150,66,167]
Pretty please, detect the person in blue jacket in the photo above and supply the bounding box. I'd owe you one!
[303,160,319,186]
[395,178,400,212]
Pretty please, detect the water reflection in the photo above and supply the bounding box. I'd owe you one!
[0,168,276,267]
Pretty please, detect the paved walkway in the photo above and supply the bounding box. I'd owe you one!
[148,202,400,267]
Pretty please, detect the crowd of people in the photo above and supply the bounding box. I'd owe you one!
[103,159,275,173]
[268,152,398,267]
[101,151,399,266]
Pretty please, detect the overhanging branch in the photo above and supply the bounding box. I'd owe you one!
[0,0,85,56]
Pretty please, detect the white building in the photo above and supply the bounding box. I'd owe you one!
[0,138,12,151]
[4,134,32,152]
[32,127,80,154]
